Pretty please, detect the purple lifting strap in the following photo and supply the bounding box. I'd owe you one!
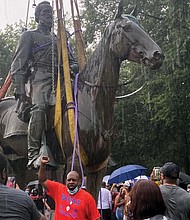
[70,73,85,187]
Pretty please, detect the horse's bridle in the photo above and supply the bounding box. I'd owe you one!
[77,73,146,99]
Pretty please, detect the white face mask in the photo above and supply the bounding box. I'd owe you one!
[68,186,79,195]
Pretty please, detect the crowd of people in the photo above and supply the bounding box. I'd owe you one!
[1,151,190,220]
[96,162,190,220]
[105,162,190,220]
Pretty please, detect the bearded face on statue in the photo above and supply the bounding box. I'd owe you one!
[35,1,53,29]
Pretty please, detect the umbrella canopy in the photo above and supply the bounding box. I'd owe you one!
[103,175,111,184]
[134,175,149,180]
[134,175,149,183]
[27,180,39,187]
[108,164,147,184]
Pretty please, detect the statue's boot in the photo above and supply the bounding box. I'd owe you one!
[34,144,56,169]
[27,110,45,168]
[27,110,55,169]
[34,132,56,168]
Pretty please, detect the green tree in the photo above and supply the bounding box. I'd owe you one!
[81,0,190,173]
[0,19,36,83]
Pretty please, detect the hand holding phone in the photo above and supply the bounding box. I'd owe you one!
[153,167,161,181]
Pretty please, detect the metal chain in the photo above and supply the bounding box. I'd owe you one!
[51,0,55,93]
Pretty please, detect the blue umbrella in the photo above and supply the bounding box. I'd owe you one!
[108,164,147,184]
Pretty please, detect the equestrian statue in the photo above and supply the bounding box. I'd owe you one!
[0,0,164,201]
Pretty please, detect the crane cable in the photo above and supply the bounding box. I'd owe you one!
[24,0,30,30]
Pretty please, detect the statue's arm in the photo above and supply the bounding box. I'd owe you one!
[11,31,33,98]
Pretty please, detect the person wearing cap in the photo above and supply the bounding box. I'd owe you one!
[11,1,78,169]
[160,162,190,220]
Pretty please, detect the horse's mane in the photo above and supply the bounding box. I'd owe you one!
[80,20,120,91]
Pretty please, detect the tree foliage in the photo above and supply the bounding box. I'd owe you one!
[81,0,190,174]
[0,19,36,82]
[0,23,22,81]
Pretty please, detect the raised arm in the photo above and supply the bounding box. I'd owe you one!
[38,156,49,189]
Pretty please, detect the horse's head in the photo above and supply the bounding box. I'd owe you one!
[109,3,164,70]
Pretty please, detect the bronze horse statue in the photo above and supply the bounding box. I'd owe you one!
[0,3,164,201]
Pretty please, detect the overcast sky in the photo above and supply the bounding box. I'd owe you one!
[0,0,71,30]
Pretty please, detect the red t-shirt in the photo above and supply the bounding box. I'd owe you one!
[46,180,100,220]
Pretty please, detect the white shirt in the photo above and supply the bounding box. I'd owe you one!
[97,187,112,209]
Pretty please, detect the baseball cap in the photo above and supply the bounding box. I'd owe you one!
[160,162,179,179]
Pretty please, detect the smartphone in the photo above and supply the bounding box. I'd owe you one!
[153,167,161,181]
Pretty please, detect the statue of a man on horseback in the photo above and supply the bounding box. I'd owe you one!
[0,0,164,200]
[11,1,78,169]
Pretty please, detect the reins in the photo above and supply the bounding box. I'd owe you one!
[78,76,131,88]
[77,73,146,99]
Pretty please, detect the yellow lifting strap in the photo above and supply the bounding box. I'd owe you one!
[55,0,88,166]
[54,33,64,153]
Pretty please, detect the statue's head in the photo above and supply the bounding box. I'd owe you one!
[35,1,53,28]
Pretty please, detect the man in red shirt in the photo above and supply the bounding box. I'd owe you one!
[38,156,100,220]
